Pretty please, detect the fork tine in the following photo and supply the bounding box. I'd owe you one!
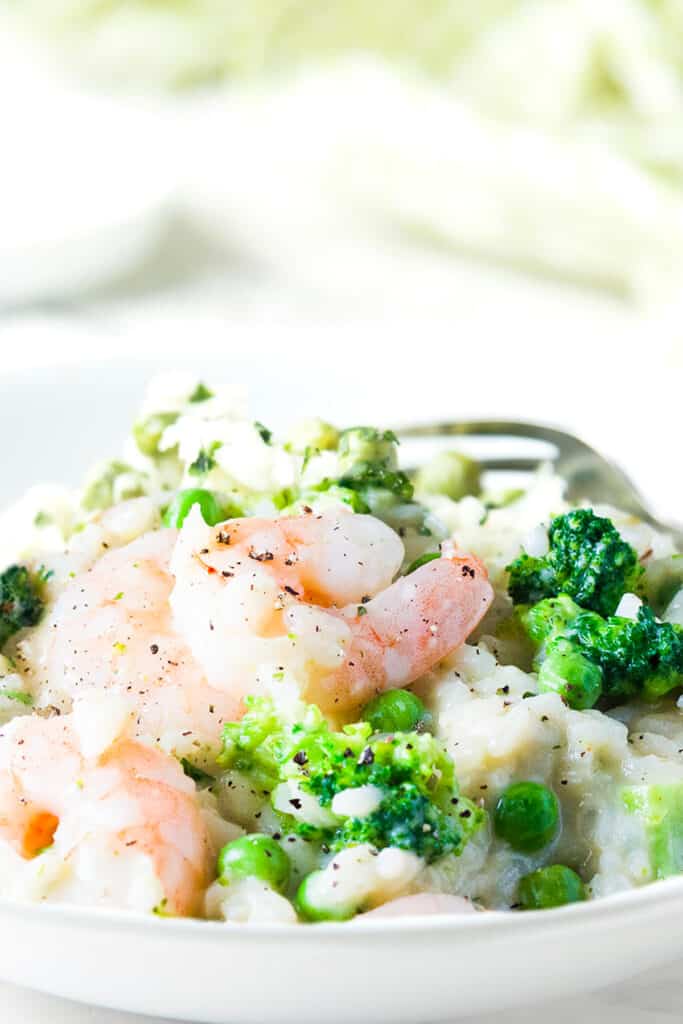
[395,420,562,443]
[471,457,544,472]
[402,454,544,473]
[395,421,555,473]
[395,418,681,541]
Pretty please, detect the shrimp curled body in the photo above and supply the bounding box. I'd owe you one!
[24,507,492,748]
[24,529,241,765]
[0,705,212,915]
[170,507,494,713]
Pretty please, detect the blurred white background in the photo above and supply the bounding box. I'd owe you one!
[1,10,681,509]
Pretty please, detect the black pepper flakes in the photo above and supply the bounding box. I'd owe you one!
[249,549,274,562]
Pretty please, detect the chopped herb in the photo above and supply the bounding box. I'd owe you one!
[405,552,441,575]
[180,758,215,787]
[189,442,222,477]
[272,487,297,511]
[301,445,317,473]
[189,382,214,403]
[254,421,273,445]
[0,689,32,706]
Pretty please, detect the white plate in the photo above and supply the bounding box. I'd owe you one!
[1,880,683,1023]
[0,358,681,1023]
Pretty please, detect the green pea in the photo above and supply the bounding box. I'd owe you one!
[133,412,179,457]
[517,865,586,910]
[295,871,356,922]
[520,595,583,646]
[362,690,432,734]
[494,781,559,852]
[538,637,603,710]
[163,489,224,529]
[217,835,290,892]
[414,450,481,501]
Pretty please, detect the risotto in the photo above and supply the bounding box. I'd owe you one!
[0,373,681,924]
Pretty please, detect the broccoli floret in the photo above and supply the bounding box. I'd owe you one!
[507,509,643,617]
[337,427,414,502]
[219,697,482,863]
[285,424,440,548]
[0,565,46,649]
[188,442,222,477]
[219,695,286,790]
[340,462,414,501]
[518,594,683,706]
[334,781,470,861]
[569,606,683,702]
[283,481,370,515]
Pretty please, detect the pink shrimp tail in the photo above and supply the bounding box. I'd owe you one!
[318,546,494,711]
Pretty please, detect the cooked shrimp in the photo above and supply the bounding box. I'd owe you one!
[0,701,212,915]
[358,894,478,919]
[22,529,240,766]
[24,507,491,738]
[170,507,493,713]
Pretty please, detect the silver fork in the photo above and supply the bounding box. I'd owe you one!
[394,419,683,549]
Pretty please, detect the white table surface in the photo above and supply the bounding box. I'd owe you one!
[2,959,682,1023]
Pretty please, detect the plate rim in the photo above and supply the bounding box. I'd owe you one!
[2,872,683,941]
